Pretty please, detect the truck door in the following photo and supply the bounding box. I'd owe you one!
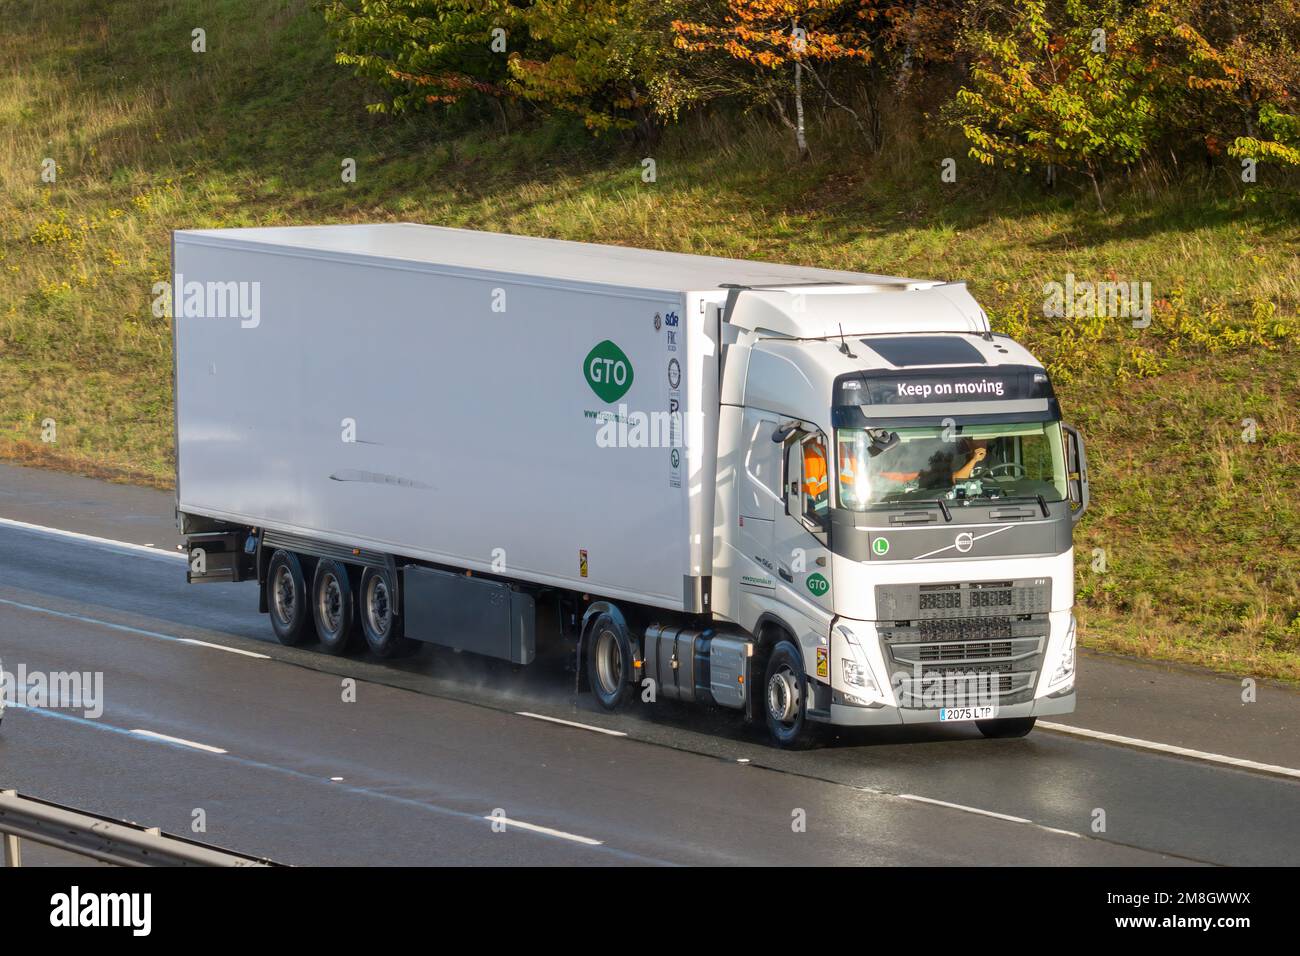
[737,408,782,589]
[774,432,834,613]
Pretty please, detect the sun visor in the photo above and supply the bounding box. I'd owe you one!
[831,365,1060,426]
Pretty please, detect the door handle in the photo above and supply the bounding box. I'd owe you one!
[778,568,793,583]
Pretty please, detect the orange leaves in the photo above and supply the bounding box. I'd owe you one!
[672,0,881,70]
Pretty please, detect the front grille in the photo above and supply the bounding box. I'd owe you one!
[915,639,1018,662]
[919,590,962,611]
[876,582,1050,708]
[892,669,1037,708]
[879,578,1051,620]
[970,588,1012,608]
[918,617,1013,641]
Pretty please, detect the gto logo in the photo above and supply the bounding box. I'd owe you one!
[584,340,634,403]
[954,532,974,553]
[806,572,830,596]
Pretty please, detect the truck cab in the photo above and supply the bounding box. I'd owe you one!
[710,283,1088,745]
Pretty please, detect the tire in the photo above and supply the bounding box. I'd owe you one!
[312,559,361,655]
[976,716,1037,739]
[763,639,817,749]
[586,612,633,711]
[266,550,311,646]
[359,566,414,658]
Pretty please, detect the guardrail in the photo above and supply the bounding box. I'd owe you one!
[0,789,276,867]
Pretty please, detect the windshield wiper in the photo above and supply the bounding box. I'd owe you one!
[875,497,952,521]
[972,492,1051,517]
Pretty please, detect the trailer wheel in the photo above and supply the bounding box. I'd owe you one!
[267,550,311,646]
[312,559,360,655]
[976,717,1036,739]
[586,613,633,711]
[359,567,413,658]
[764,640,816,749]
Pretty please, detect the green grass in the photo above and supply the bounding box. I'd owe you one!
[2,0,1298,679]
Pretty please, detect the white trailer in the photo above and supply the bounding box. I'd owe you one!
[174,224,1088,747]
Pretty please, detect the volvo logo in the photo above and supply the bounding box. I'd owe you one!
[954,532,974,553]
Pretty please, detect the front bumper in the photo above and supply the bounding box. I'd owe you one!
[819,600,1078,726]
[823,689,1075,726]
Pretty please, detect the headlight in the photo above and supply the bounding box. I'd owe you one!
[843,658,869,688]
[1049,616,1077,689]
[835,623,881,700]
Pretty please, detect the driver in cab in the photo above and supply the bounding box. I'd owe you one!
[878,437,989,487]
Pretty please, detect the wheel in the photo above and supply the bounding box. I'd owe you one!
[586,612,633,711]
[763,639,816,749]
[359,566,414,658]
[312,559,361,655]
[976,716,1037,739]
[266,550,312,646]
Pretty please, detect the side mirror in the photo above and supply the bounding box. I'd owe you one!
[772,421,803,444]
[1062,423,1089,523]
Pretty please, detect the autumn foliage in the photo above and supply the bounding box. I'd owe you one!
[324,0,1300,185]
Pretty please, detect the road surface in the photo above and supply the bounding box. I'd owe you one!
[0,463,1296,865]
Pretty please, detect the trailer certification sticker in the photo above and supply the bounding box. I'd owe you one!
[666,325,682,489]
[579,549,588,578]
[938,706,997,722]
[815,647,829,679]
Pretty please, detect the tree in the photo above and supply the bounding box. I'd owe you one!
[324,0,526,115]
[1164,0,1300,168]
[673,1,882,159]
[508,0,696,137]
[1231,104,1300,168]
[948,0,1176,207]
[949,0,1300,196]
[325,1,691,139]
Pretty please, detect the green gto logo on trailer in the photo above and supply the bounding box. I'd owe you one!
[584,340,634,403]
[806,573,829,597]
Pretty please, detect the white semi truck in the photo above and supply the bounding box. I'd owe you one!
[172,224,1088,747]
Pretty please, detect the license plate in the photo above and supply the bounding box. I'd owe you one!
[939,705,997,722]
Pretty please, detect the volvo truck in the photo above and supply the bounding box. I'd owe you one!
[173,223,1088,747]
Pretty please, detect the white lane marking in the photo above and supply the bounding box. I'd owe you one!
[1039,825,1084,839]
[484,814,604,846]
[0,515,186,562]
[0,598,271,659]
[516,711,627,737]
[176,637,270,660]
[130,729,228,754]
[899,793,1032,824]
[1040,721,1300,780]
[891,791,1083,838]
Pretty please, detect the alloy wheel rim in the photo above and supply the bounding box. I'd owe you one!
[595,629,622,694]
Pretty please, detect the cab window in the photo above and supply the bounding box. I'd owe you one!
[802,439,830,526]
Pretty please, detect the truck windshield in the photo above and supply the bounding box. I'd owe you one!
[836,421,1068,509]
